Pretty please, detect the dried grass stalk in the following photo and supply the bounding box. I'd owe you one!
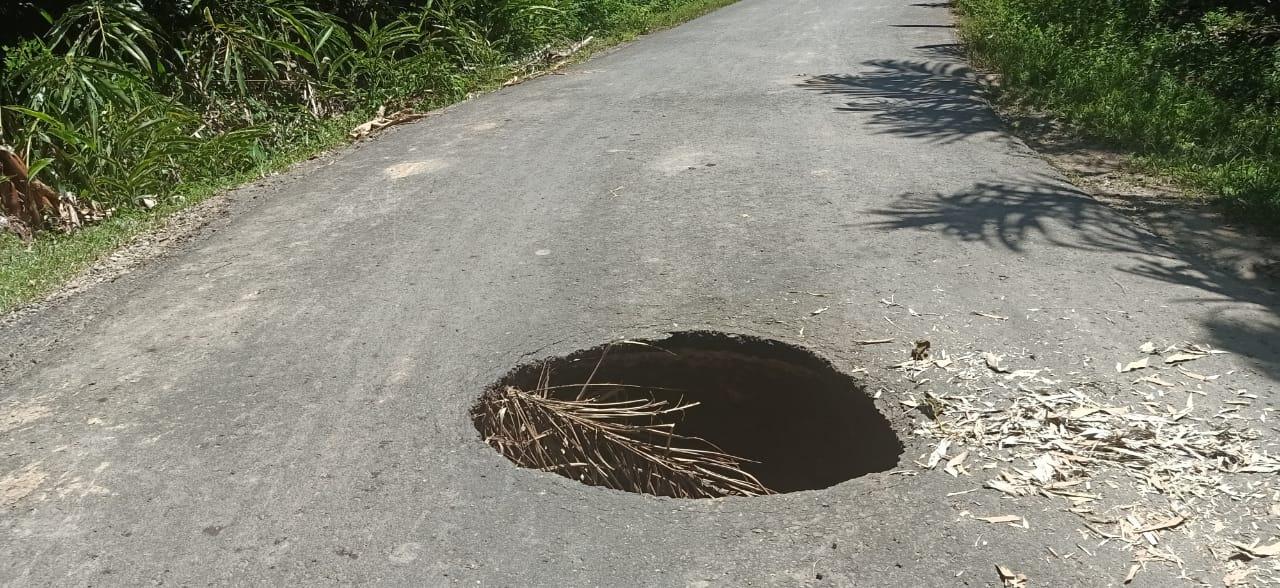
[474,380,771,499]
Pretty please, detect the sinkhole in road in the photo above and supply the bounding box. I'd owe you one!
[472,331,903,498]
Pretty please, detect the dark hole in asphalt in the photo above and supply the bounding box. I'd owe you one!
[473,331,903,497]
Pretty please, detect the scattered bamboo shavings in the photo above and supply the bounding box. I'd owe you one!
[855,338,894,345]
[895,341,1276,582]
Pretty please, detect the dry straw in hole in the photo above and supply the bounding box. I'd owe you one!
[473,345,771,499]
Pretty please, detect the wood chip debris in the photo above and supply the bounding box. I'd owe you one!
[1117,357,1150,373]
[944,450,969,477]
[925,438,951,469]
[982,352,1009,373]
[973,311,1010,321]
[1123,563,1141,584]
[1136,374,1175,387]
[890,344,1277,581]
[1229,540,1280,559]
[995,564,1028,588]
[1135,516,1185,533]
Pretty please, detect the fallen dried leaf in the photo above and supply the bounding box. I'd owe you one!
[349,107,428,140]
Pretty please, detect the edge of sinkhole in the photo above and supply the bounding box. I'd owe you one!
[471,330,905,498]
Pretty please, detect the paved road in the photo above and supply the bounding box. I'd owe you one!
[3,0,1276,585]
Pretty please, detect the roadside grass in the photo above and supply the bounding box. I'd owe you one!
[953,0,1280,231]
[0,0,737,313]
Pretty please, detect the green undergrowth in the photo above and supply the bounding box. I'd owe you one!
[954,0,1280,231]
[0,0,737,312]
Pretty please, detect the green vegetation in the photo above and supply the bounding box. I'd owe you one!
[954,0,1280,226]
[0,0,735,311]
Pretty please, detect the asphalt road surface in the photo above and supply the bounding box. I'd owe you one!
[3,0,1277,585]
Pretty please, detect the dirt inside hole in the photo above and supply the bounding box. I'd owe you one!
[472,331,903,498]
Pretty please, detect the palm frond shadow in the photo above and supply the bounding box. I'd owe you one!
[864,176,1165,254]
[1121,258,1280,382]
[798,59,1002,143]
[866,177,1280,382]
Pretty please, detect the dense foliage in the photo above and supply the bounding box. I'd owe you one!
[956,0,1280,225]
[0,0,690,213]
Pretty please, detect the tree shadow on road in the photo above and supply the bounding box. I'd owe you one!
[798,59,1002,144]
[865,177,1280,382]
[865,174,1164,254]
